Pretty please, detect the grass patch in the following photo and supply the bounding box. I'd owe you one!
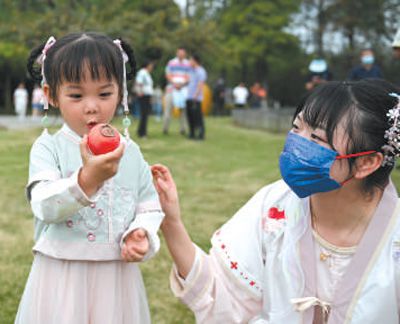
[1,116,399,323]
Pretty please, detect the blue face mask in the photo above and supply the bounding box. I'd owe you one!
[279,132,375,198]
[361,55,374,65]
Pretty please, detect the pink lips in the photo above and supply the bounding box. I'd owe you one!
[87,122,98,130]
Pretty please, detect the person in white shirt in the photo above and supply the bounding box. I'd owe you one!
[14,82,28,121]
[232,82,249,108]
[135,61,155,138]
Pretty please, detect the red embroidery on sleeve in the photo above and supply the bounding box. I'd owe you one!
[215,229,262,292]
[268,207,285,220]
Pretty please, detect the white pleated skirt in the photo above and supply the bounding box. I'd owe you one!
[15,253,150,324]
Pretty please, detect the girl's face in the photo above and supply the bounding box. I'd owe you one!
[45,68,120,136]
[291,113,351,183]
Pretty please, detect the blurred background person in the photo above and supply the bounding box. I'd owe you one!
[232,82,249,108]
[249,82,267,109]
[31,84,44,120]
[186,54,207,140]
[212,77,226,116]
[348,48,383,81]
[305,58,332,91]
[13,82,28,121]
[152,85,163,122]
[393,29,400,60]
[163,47,191,135]
[135,61,155,138]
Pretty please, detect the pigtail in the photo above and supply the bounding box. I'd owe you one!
[119,39,137,80]
[27,42,46,82]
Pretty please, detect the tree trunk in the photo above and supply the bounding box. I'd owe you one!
[254,57,268,84]
[4,70,13,114]
[241,58,248,83]
[316,0,326,57]
[185,0,191,18]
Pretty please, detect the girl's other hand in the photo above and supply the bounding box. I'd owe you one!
[78,135,125,196]
[151,164,181,225]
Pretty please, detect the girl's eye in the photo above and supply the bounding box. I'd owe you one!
[68,94,82,99]
[100,92,112,97]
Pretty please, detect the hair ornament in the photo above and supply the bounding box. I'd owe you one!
[113,39,131,138]
[36,36,56,131]
[382,92,400,166]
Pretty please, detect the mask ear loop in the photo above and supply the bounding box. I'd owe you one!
[335,150,376,160]
[37,36,56,133]
[113,39,131,139]
[336,151,377,185]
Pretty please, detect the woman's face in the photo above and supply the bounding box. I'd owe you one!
[291,113,351,183]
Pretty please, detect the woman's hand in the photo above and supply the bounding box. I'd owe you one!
[151,164,195,278]
[151,164,182,227]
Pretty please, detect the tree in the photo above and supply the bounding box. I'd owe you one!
[215,0,304,104]
[0,0,184,110]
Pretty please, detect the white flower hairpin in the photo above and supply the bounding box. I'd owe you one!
[382,93,400,167]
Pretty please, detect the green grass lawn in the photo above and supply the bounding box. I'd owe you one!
[1,116,400,323]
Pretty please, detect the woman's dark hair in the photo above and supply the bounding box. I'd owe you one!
[293,79,400,194]
[141,60,154,69]
[191,53,201,64]
[27,32,136,102]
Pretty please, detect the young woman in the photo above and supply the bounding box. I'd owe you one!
[153,79,400,323]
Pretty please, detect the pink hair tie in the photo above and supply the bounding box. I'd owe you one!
[38,36,56,132]
[36,36,56,66]
[42,36,56,56]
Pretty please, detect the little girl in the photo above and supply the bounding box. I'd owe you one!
[153,79,400,323]
[15,32,164,324]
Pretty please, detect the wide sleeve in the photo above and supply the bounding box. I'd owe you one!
[28,132,96,224]
[120,149,164,261]
[170,186,271,323]
[393,237,400,314]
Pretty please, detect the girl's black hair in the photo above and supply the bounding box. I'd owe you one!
[293,79,400,194]
[27,32,136,101]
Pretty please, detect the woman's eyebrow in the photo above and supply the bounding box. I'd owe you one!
[315,126,327,132]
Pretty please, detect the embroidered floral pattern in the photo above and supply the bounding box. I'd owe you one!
[268,207,285,219]
[262,207,286,233]
[214,230,263,293]
[75,184,135,237]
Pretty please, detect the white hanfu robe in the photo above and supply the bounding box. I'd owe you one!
[171,180,400,323]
